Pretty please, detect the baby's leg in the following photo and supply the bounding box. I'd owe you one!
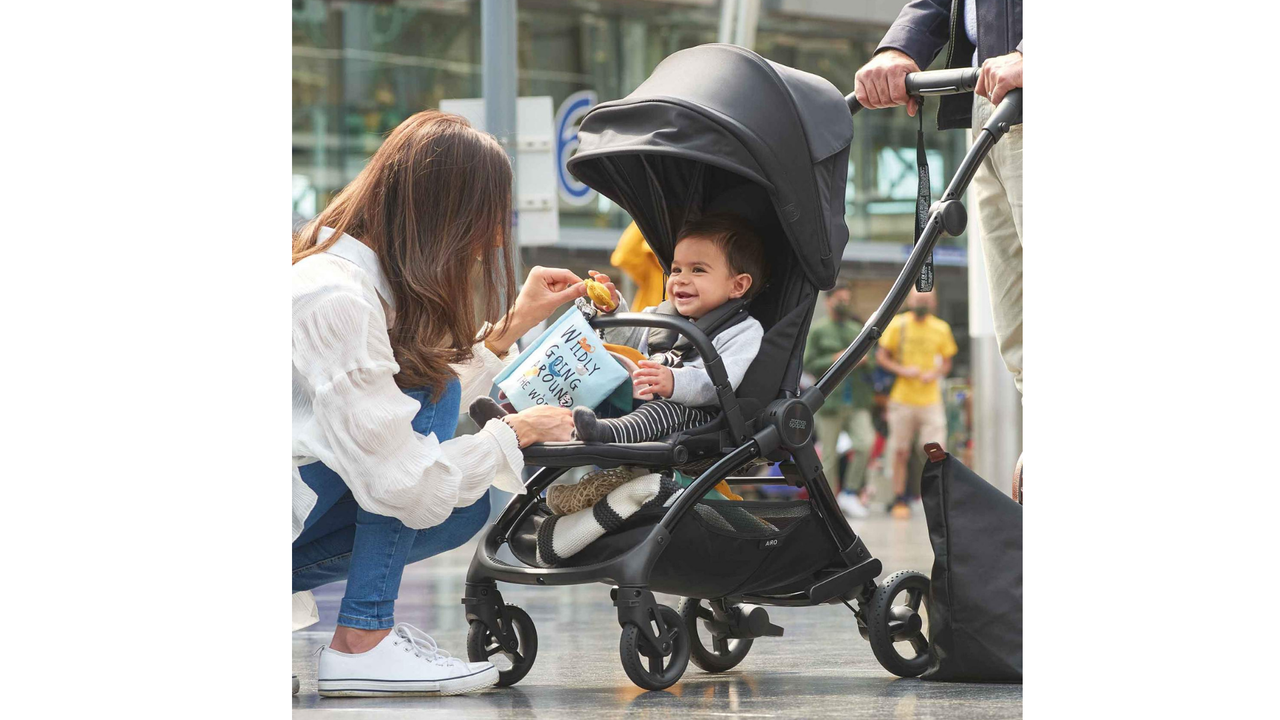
[574,400,718,443]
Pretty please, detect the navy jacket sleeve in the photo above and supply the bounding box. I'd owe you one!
[875,0,954,71]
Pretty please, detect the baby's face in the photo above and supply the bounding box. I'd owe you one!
[667,235,752,319]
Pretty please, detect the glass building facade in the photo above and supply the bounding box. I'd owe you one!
[292,0,973,369]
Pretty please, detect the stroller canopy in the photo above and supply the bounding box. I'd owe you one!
[568,43,853,290]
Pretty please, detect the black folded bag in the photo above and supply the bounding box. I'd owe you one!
[919,443,1022,682]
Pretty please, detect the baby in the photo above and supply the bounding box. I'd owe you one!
[573,213,766,443]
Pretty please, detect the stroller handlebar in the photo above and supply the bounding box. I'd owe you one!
[845,67,982,115]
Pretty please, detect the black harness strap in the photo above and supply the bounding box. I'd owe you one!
[646,297,751,366]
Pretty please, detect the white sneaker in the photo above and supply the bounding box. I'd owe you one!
[317,623,498,697]
[837,491,869,518]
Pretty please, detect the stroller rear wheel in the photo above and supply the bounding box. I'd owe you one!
[866,570,932,678]
[466,604,538,687]
[619,604,690,691]
[678,598,753,673]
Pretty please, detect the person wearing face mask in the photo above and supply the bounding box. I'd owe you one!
[875,289,958,519]
[804,284,878,519]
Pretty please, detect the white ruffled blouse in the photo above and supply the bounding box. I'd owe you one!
[291,229,525,629]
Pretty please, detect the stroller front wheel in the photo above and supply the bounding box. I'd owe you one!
[678,598,753,673]
[466,604,538,687]
[619,604,690,691]
[866,570,933,678]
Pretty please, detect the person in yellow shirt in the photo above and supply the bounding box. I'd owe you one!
[609,222,666,311]
[875,289,958,519]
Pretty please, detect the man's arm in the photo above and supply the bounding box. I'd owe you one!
[874,323,919,379]
[920,324,959,383]
[921,355,952,384]
[875,345,916,377]
[875,0,953,74]
[856,0,952,114]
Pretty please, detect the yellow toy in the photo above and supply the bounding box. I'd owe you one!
[584,278,617,312]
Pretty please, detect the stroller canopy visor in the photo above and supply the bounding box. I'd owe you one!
[568,44,853,289]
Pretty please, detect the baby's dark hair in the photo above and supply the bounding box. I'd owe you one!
[677,213,768,299]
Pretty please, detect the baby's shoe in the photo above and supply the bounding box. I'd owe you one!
[468,396,509,427]
[317,623,497,697]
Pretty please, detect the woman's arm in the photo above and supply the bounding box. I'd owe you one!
[452,324,516,408]
[484,266,588,355]
[454,266,591,408]
[295,289,570,529]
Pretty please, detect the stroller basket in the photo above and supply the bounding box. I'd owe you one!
[511,498,841,599]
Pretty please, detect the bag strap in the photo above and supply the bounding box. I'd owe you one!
[915,98,934,293]
[898,314,907,366]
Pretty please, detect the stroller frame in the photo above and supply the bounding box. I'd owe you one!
[463,66,1022,689]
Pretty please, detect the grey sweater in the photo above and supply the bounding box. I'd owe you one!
[599,298,764,407]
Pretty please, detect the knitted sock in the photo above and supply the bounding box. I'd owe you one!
[469,396,508,427]
[572,406,614,443]
[535,473,678,567]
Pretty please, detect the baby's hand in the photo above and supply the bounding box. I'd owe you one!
[633,360,674,400]
[585,270,620,312]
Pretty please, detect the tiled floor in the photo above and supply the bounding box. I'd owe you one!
[293,505,1021,719]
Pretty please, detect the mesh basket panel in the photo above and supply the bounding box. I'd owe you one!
[691,500,811,538]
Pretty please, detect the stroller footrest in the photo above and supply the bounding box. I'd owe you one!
[807,557,882,604]
[521,440,677,468]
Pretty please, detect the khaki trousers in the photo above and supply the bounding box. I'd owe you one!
[816,406,875,495]
[971,95,1024,394]
[886,401,947,455]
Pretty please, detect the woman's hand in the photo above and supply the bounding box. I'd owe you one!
[487,266,588,355]
[501,405,575,448]
[633,360,674,400]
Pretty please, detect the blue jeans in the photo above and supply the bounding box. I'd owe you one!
[292,380,490,630]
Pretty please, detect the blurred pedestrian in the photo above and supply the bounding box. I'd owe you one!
[804,284,877,518]
[875,289,957,518]
[610,221,666,311]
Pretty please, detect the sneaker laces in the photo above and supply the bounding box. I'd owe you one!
[393,623,463,668]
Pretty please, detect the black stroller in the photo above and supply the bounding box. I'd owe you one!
[463,43,1022,691]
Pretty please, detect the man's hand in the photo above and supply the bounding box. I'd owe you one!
[918,370,938,384]
[975,51,1023,106]
[897,366,921,379]
[632,360,674,400]
[854,49,921,116]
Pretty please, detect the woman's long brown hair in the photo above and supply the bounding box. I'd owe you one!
[293,110,517,394]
